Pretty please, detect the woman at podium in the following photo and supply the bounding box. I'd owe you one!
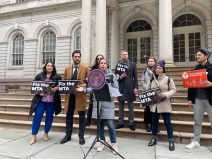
[91,59,120,155]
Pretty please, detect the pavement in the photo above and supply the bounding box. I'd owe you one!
[0,127,211,159]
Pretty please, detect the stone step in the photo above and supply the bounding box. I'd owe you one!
[0,97,190,111]
[0,103,209,122]
[0,98,191,112]
[0,92,189,103]
[0,111,210,134]
[0,118,211,146]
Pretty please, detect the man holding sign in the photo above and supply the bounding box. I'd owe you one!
[186,48,212,149]
[60,50,89,145]
[115,50,138,131]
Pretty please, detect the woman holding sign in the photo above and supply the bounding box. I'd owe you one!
[91,59,120,154]
[147,60,176,151]
[29,61,61,145]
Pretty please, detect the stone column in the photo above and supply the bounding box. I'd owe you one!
[205,21,212,48]
[81,0,91,65]
[0,42,8,79]
[57,36,72,74]
[205,20,212,61]
[96,0,107,58]
[24,39,38,78]
[152,26,158,58]
[111,8,119,69]
[159,0,173,66]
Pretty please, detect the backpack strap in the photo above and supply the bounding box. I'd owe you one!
[167,76,171,90]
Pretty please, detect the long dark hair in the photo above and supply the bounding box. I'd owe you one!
[93,54,104,69]
[42,61,57,79]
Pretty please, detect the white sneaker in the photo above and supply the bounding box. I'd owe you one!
[111,143,118,155]
[97,142,105,152]
[185,141,200,149]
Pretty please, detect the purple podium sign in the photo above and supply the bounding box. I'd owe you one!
[87,69,106,90]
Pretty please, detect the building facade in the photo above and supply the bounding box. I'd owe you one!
[0,0,211,79]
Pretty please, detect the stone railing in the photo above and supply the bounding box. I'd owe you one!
[0,78,32,93]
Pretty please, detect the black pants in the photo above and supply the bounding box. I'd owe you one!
[144,106,151,126]
[66,94,86,138]
[86,94,93,125]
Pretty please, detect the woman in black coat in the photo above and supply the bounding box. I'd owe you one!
[29,61,61,145]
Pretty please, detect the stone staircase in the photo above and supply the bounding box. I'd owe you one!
[0,67,212,146]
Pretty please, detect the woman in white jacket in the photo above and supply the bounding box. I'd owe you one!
[147,60,176,151]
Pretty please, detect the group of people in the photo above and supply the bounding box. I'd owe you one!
[28,48,212,153]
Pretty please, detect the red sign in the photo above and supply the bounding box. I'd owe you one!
[181,69,208,88]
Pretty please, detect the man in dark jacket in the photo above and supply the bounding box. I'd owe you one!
[186,48,212,149]
[115,50,138,131]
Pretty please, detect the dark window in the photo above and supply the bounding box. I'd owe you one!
[173,14,201,27]
[12,34,24,66]
[42,31,56,64]
[127,20,152,32]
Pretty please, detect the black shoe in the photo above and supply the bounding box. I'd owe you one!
[145,124,151,132]
[79,137,85,145]
[115,124,124,129]
[129,124,135,131]
[148,138,157,146]
[86,120,91,127]
[60,135,71,144]
[169,141,175,151]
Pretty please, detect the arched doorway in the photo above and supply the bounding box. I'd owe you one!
[125,20,152,67]
[173,14,203,66]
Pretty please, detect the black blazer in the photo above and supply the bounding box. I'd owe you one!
[29,72,62,116]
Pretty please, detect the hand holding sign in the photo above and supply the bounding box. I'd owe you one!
[75,83,85,92]
[203,80,212,87]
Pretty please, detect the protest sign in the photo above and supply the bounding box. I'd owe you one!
[138,87,165,108]
[58,80,81,94]
[181,69,207,88]
[31,81,55,95]
[115,63,129,75]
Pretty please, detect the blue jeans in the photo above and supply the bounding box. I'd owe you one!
[152,112,173,139]
[32,101,54,135]
[99,119,116,143]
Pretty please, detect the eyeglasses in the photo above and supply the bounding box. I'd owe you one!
[97,58,103,60]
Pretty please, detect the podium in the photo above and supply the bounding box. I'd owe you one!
[84,69,125,159]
